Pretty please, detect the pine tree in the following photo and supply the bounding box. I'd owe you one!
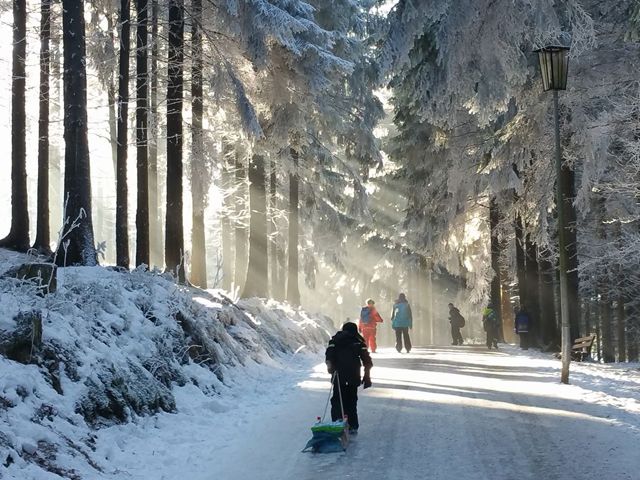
[220,141,234,291]
[242,155,268,298]
[116,0,131,268]
[525,235,541,345]
[0,0,29,252]
[148,0,162,267]
[165,0,185,281]
[561,165,581,341]
[33,0,52,255]
[135,0,150,266]
[539,253,559,349]
[286,148,300,305]
[190,0,206,287]
[234,151,248,289]
[489,197,503,327]
[55,0,98,266]
[269,159,283,299]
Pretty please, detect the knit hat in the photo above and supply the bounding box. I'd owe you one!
[342,322,358,334]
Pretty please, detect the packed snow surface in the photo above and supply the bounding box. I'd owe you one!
[139,346,638,480]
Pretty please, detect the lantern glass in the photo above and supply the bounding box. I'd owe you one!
[535,46,570,91]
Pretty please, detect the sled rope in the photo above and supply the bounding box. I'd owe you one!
[322,371,346,423]
[336,372,346,422]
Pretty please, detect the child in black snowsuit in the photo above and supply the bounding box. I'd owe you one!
[325,322,373,434]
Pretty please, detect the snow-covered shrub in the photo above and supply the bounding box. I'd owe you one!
[76,362,176,427]
[0,310,42,364]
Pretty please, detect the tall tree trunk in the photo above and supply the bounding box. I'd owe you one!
[108,85,118,175]
[148,0,162,267]
[276,224,286,301]
[411,259,422,345]
[539,255,559,349]
[55,0,97,266]
[595,302,602,360]
[49,19,62,243]
[116,0,131,268]
[190,0,206,287]
[286,149,300,305]
[421,256,434,344]
[269,159,281,299]
[234,151,248,290]
[242,154,268,298]
[616,297,626,362]
[220,142,234,290]
[525,237,541,347]
[615,222,626,362]
[596,200,614,362]
[165,0,185,281]
[600,292,615,362]
[627,314,639,362]
[33,0,52,255]
[135,0,150,266]
[584,301,591,339]
[489,196,503,331]
[515,215,527,310]
[107,15,118,176]
[0,0,29,251]
[561,165,581,340]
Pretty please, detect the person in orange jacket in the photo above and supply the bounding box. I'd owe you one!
[359,298,384,353]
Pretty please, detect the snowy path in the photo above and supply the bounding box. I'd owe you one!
[102,346,640,480]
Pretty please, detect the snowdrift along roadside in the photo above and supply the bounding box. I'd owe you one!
[0,249,333,479]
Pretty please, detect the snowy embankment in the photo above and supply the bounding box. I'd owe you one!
[0,249,333,479]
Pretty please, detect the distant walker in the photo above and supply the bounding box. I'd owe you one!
[448,303,465,346]
[482,305,500,350]
[359,299,384,353]
[391,293,413,353]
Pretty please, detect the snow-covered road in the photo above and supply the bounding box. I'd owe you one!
[103,345,640,480]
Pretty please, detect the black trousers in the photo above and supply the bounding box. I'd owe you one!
[331,382,359,429]
[394,327,412,352]
[486,326,499,348]
[519,332,529,350]
[450,325,463,345]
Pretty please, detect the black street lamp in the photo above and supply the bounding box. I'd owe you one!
[536,46,570,91]
[535,45,571,383]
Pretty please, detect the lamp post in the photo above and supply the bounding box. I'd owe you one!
[535,45,571,383]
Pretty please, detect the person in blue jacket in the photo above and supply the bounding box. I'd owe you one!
[514,305,531,350]
[391,293,413,353]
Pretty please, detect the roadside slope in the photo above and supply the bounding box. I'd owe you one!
[0,249,332,479]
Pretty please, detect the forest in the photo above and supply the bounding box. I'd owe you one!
[1,0,639,363]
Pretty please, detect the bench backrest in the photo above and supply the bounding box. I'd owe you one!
[571,334,596,350]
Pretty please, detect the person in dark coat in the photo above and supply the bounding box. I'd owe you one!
[514,306,531,350]
[325,322,373,434]
[448,303,465,345]
[391,293,413,353]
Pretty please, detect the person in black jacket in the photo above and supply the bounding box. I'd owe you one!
[325,322,373,434]
[448,303,465,346]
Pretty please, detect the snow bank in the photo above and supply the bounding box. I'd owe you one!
[0,249,332,479]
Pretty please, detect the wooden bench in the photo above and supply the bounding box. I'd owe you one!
[571,334,596,361]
